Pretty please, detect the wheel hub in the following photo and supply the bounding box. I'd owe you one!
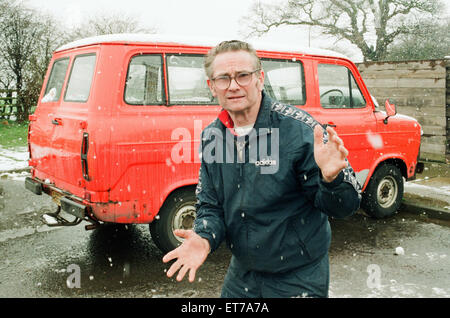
[172,204,196,243]
[377,176,398,208]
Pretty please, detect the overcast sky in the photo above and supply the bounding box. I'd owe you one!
[30,0,256,38]
[25,0,450,63]
[26,0,342,55]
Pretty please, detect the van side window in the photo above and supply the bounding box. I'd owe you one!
[41,58,70,103]
[261,59,306,105]
[318,64,366,109]
[166,55,215,105]
[125,55,164,105]
[64,54,96,103]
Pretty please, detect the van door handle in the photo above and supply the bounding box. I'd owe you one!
[81,133,90,181]
[52,118,62,126]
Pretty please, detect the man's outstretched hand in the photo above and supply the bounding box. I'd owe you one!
[162,229,210,283]
[313,125,348,183]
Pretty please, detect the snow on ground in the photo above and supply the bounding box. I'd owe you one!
[404,182,450,196]
[0,146,29,172]
[0,170,30,181]
[0,146,30,181]
[404,179,450,208]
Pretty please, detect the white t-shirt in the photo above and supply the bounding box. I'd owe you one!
[234,124,254,136]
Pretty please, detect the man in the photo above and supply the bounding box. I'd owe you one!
[163,40,361,298]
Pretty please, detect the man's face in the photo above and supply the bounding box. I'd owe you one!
[208,50,264,115]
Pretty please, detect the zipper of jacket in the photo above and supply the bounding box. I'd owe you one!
[236,139,245,163]
[236,139,245,178]
[235,137,251,264]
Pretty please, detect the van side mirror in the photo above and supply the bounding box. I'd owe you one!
[384,99,397,124]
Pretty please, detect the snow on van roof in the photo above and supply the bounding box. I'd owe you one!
[55,33,349,59]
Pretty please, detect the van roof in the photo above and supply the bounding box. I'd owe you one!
[55,33,350,60]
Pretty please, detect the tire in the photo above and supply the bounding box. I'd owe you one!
[361,164,404,218]
[149,188,197,254]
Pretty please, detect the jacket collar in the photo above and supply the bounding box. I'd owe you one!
[254,90,273,130]
[217,90,273,135]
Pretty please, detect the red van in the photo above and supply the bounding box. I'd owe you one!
[25,34,423,253]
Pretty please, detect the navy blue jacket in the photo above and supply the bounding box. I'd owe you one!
[194,92,361,273]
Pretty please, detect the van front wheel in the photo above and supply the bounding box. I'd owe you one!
[150,188,197,254]
[361,164,404,219]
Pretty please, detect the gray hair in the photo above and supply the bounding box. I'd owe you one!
[204,40,261,79]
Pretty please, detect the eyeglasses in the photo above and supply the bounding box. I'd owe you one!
[211,69,261,89]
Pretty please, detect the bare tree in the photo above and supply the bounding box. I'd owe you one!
[66,12,157,42]
[0,1,157,123]
[0,2,63,122]
[385,19,450,60]
[0,0,17,89]
[242,0,444,61]
[0,0,14,21]
[33,14,66,80]
[0,3,38,121]
[21,14,65,119]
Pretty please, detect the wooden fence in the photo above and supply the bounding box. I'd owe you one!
[0,89,17,120]
[357,59,449,163]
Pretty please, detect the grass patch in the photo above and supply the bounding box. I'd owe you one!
[0,120,28,149]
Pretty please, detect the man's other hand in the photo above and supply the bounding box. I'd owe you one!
[313,125,348,183]
[162,229,210,282]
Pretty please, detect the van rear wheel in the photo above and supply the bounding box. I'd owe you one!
[361,164,403,219]
[149,188,197,254]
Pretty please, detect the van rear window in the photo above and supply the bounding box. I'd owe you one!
[167,55,216,105]
[262,59,306,105]
[41,58,70,103]
[125,55,164,105]
[64,54,96,103]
